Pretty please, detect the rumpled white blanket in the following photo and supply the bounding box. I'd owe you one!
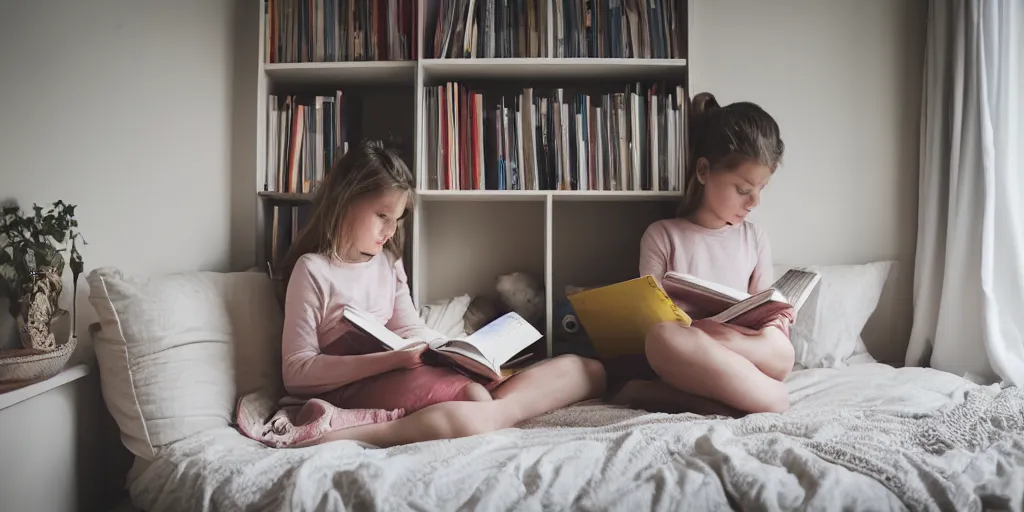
[128,363,1024,512]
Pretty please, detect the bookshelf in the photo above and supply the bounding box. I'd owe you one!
[255,0,690,360]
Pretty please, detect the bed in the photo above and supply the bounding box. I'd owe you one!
[84,263,1024,512]
[123,362,1023,511]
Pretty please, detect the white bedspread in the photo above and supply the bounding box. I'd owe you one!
[129,363,1024,512]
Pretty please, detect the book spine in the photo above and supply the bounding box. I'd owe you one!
[423,82,685,191]
[266,0,414,62]
[419,0,679,59]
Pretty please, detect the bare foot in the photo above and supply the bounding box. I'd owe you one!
[611,379,745,418]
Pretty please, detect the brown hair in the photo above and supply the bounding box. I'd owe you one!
[279,140,415,288]
[678,92,785,218]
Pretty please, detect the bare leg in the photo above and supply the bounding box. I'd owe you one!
[488,354,607,418]
[610,379,744,417]
[293,400,511,448]
[697,321,796,381]
[294,355,606,448]
[645,321,790,414]
[456,382,493,402]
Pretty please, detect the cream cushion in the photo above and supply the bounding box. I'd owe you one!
[87,268,283,461]
[774,261,894,368]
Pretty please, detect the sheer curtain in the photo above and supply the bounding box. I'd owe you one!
[906,0,1024,386]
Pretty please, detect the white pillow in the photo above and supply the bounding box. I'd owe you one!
[774,261,893,368]
[87,268,283,461]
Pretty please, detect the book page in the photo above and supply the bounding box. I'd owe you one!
[342,306,415,351]
[770,269,821,311]
[432,344,500,378]
[661,272,748,319]
[709,288,775,323]
[460,312,542,366]
[663,271,750,302]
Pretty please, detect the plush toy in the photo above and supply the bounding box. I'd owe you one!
[496,272,544,326]
[463,271,545,333]
[553,299,582,337]
[552,288,598,358]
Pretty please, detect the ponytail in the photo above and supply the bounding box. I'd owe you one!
[677,92,721,218]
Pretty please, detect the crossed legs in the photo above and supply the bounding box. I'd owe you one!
[612,320,794,416]
[296,354,606,448]
[296,320,792,448]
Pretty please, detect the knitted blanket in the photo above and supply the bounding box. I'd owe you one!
[128,363,1024,512]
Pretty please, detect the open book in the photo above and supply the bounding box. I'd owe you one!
[661,268,821,328]
[342,306,541,382]
[567,275,694,359]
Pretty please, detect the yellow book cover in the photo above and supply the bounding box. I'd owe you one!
[567,275,693,359]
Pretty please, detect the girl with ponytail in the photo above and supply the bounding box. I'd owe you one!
[611,92,795,417]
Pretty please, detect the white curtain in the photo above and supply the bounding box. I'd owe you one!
[906,0,1024,386]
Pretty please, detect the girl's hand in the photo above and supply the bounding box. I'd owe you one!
[393,342,428,370]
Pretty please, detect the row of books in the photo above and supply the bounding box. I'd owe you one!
[263,0,686,63]
[265,93,362,194]
[264,0,416,63]
[424,82,688,192]
[428,0,685,59]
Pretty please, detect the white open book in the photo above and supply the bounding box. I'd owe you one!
[342,306,541,382]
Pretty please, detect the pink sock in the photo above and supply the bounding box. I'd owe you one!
[292,399,405,431]
[327,404,406,430]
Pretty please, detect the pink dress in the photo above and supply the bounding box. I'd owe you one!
[281,252,479,414]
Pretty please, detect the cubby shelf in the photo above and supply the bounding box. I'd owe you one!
[255,0,692,359]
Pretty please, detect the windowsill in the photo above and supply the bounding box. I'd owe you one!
[0,364,91,410]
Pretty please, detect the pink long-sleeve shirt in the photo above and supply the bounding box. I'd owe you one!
[639,218,774,301]
[281,252,444,396]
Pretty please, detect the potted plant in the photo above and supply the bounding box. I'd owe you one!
[0,201,84,354]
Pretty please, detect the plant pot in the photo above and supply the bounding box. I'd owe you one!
[16,290,69,351]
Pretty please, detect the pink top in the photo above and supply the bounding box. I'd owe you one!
[281,252,444,396]
[639,218,774,300]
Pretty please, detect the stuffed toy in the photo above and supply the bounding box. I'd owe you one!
[552,286,599,358]
[496,272,544,325]
[463,272,545,333]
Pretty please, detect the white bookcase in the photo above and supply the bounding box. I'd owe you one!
[255,0,691,359]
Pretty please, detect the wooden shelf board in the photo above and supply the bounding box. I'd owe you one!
[259,190,679,203]
[258,191,314,203]
[421,58,687,81]
[264,61,416,87]
[551,190,682,201]
[417,190,682,202]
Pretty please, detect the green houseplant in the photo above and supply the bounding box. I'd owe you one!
[0,201,84,351]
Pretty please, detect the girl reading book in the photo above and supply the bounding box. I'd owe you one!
[278,140,605,447]
[611,92,796,416]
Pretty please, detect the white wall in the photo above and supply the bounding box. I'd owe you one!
[0,1,255,509]
[0,0,925,508]
[0,0,257,353]
[691,0,927,364]
[0,370,125,512]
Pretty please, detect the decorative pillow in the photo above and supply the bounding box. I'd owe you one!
[87,268,283,461]
[774,261,893,369]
